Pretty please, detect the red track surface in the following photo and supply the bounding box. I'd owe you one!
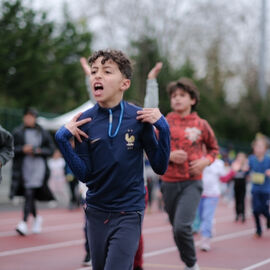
[0,199,270,270]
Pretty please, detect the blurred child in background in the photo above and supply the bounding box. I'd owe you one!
[248,134,270,237]
[48,149,69,207]
[230,152,249,222]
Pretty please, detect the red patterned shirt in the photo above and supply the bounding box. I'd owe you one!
[162,112,219,182]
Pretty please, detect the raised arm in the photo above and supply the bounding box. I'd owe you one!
[80,57,96,104]
[144,62,163,108]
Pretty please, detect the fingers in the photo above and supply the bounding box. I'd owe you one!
[155,62,163,72]
[74,132,83,143]
[76,118,92,126]
[66,117,91,130]
[65,114,92,142]
[136,108,162,124]
[78,128,89,139]
[148,62,163,79]
[72,112,83,121]
[80,57,91,75]
[73,127,90,143]
[71,112,91,126]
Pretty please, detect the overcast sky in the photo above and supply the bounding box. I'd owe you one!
[29,0,270,102]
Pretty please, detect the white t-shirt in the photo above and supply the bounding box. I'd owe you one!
[202,159,228,197]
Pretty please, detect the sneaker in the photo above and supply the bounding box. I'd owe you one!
[16,221,28,236]
[184,263,200,270]
[82,253,91,267]
[32,216,43,234]
[200,237,211,252]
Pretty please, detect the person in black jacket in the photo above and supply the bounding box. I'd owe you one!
[10,107,55,236]
[0,125,14,183]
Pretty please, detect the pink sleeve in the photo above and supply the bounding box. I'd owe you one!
[220,170,236,183]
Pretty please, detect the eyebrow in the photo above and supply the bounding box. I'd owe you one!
[91,64,114,70]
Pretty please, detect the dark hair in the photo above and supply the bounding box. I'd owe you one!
[88,49,133,79]
[166,77,200,110]
[23,107,38,117]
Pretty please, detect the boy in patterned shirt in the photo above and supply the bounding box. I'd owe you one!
[148,76,218,270]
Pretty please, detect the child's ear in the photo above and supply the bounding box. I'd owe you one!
[191,98,196,106]
[120,79,131,92]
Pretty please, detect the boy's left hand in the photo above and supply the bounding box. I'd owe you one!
[189,158,210,176]
[136,108,162,124]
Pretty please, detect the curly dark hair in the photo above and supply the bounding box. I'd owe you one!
[88,49,133,79]
[166,77,200,111]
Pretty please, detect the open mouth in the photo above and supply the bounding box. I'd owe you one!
[94,83,104,91]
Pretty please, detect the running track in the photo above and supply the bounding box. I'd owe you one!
[0,200,269,270]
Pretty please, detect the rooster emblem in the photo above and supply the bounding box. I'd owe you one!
[125,133,135,148]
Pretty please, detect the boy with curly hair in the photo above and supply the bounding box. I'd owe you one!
[55,49,170,270]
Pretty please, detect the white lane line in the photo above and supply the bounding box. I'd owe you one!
[144,228,255,258]
[144,246,177,258]
[210,228,254,243]
[0,227,253,258]
[0,224,171,238]
[0,239,84,257]
[0,223,83,237]
[0,212,83,225]
[241,258,270,270]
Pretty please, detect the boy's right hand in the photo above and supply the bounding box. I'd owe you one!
[170,150,188,164]
[65,112,91,143]
[148,62,163,80]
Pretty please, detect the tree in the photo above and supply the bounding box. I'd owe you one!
[0,0,92,113]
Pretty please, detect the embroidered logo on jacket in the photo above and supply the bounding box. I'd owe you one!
[125,130,135,149]
[185,127,201,142]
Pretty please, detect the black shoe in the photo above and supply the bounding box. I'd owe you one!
[134,267,143,270]
[82,253,91,266]
[241,215,246,223]
[254,230,262,238]
[267,218,270,229]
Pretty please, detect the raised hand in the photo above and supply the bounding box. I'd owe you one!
[80,57,91,76]
[65,112,91,143]
[136,108,162,124]
[148,62,163,79]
